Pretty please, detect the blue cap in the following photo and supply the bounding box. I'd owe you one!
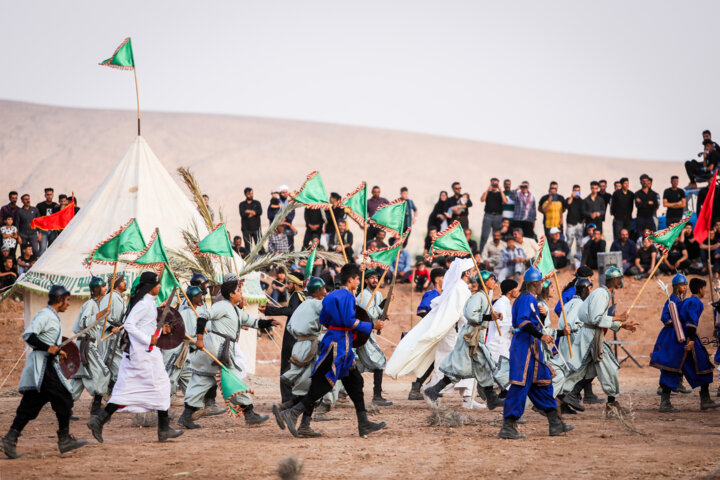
[524,267,543,282]
[672,273,688,286]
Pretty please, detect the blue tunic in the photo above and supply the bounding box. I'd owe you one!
[554,286,575,317]
[715,322,720,365]
[649,294,683,371]
[417,289,440,316]
[509,293,553,386]
[313,288,373,385]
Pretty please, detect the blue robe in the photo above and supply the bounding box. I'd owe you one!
[649,294,683,371]
[313,288,373,385]
[417,289,440,315]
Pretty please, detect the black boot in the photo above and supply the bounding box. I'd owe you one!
[158,411,184,442]
[86,410,111,443]
[498,417,525,439]
[700,385,720,410]
[280,403,305,437]
[243,405,269,427]
[659,392,679,413]
[178,405,202,429]
[1,428,21,459]
[583,382,605,404]
[357,410,386,438]
[547,409,574,436]
[483,386,504,410]
[297,413,322,438]
[372,370,393,406]
[408,382,423,401]
[560,403,577,415]
[57,429,87,454]
[90,395,104,416]
[423,377,450,405]
[563,381,586,412]
[202,396,226,417]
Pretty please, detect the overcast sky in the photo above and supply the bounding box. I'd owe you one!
[2,1,718,161]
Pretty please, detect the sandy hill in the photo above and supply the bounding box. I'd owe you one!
[0,100,681,253]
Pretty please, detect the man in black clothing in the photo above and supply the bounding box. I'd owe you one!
[659,237,689,274]
[583,181,606,232]
[303,207,325,249]
[232,236,248,258]
[446,181,472,229]
[548,227,570,269]
[662,176,686,225]
[685,139,720,187]
[611,177,634,240]
[635,175,659,233]
[36,188,60,255]
[582,229,606,270]
[17,194,39,255]
[598,180,613,212]
[479,178,506,252]
[465,228,479,255]
[239,188,263,249]
[565,184,584,256]
[328,219,354,259]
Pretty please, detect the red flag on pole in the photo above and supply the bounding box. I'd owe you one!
[31,198,76,231]
[693,169,718,244]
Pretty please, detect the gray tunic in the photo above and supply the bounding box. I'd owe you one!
[281,298,323,396]
[19,306,72,393]
[439,291,497,388]
[98,290,126,381]
[354,288,387,372]
[70,297,111,399]
[163,302,208,395]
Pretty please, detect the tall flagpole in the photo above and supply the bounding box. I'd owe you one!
[133,68,141,136]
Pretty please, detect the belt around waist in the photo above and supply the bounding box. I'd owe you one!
[328,326,352,332]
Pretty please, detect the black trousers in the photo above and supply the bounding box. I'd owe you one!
[279,324,297,403]
[300,347,365,414]
[241,229,262,250]
[685,160,712,183]
[11,365,73,432]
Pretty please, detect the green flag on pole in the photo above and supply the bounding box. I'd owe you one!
[219,365,253,417]
[85,218,146,265]
[425,221,471,260]
[99,37,135,70]
[369,199,407,237]
[340,182,367,228]
[533,236,556,279]
[133,228,169,267]
[305,239,319,279]
[156,265,180,305]
[364,238,405,270]
[195,223,234,258]
[647,212,693,256]
[289,171,330,209]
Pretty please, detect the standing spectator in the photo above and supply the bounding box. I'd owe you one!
[17,244,37,275]
[427,191,449,231]
[501,179,516,225]
[499,237,527,282]
[479,178,506,252]
[662,176,686,225]
[635,174,659,233]
[0,191,20,228]
[325,193,346,236]
[232,236,247,258]
[538,181,565,239]
[239,187,263,249]
[277,185,296,225]
[598,180,612,216]
[328,219,354,259]
[547,227,570,269]
[465,228,479,255]
[303,205,325,249]
[367,186,389,238]
[583,181,606,232]
[1,216,19,256]
[481,230,506,272]
[685,139,720,188]
[423,226,438,257]
[565,184,584,256]
[632,237,657,278]
[582,229,606,270]
[512,181,536,239]
[16,194,39,255]
[613,180,621,191]
[267,190,282,223]
[513,228,539,261]
[659,237,689,274]
[0,256,17,290]
[611,177,634,240]
[202,194,215,221]
[446,182,473,229]
[268,223,290,254]
[36,188,60,254]
[400,187,418,234]
[610,229,637,274]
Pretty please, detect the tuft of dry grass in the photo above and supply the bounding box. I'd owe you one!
[604,396,648,436]
[426,405,476,428]
[276,456,303,480]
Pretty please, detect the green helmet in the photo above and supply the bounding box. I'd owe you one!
[605,266,623,279]
[186,285,203,299]
[306,276,326,294]
[89,276,106,291]
[479,270,496,283]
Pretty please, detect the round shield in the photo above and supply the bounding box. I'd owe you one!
[155,306,186,350]
[353,306,372,348]
[59,337,81,380]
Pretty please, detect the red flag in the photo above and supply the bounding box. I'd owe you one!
[693,169,718,244]
[31,198,76,231]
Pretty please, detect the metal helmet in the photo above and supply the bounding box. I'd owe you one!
[306,276,326,294]
[575,277,592,289]
[190,273,209,286]
[523,267,543,282]
[671,273,688,286]
[479,270,496,283]
[604,266,623,279]
[48,284,71,303]
[89,276,106,291]
[186,285,203,299]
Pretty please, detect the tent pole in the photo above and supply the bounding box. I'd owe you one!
[133,67,141,136]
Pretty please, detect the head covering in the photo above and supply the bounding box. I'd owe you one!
[479,270,496,283]
[587,223,596,229]
[575,277,592,289]
[575,266,593,278]
[287,272,304,286]
[672,273,688,286]
[604,266,623,279]
[278,184,289,192]
[112,273,126,290]
[190,273,209,286]
[428,258,474,311]
[524,267,543,282]
[542,279,552,289]
[306,276,325,294]
[549,227,561,235]
[365,269,380,279]
[186,285,203,299]
[89,276,106,290]
[500,279,518,295]
[48,284,70,303]
[124,272,160,320]
[223,272,240,284]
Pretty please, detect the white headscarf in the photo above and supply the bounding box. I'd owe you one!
[429,257,474,310]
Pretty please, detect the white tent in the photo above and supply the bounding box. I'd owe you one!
[14,136,262,373]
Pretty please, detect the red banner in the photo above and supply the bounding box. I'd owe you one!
[31,199,75,231]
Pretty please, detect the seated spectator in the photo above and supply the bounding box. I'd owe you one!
[547,227,570,269]
[0,256,17,290]
[513,228,539,260]
[17,244,36,275]
[498,218,513,242]
[481,230,506,272]
[631,237,657,278]
[700,221,720,265]
[685,138,720,187]
[412,260,431,292]
[680,223,704,274]
[1,216,19,256]
[499,237,527,282]
[328,219,354,259]
[582,229,606,270]
[389,247,412,283]
[270,269,288,304]
[370,230,389,250]
[268,223,290,254]
[232,235,248,258]
[574,223,596,267]
[659,237,689,274]
[610,228,637,274]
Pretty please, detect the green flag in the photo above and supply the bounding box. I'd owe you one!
[365,239,404,270]
[195,223,234,258]
[369,199,407,237]
[133,228,169,267]
[305,239,319,279]
[647,212,693,256]
[85,218,146,265]
[219,365,252,417]
[290,171,330,208]
[340,182,367,227]
[156,265,180,305]
[426,221,471,259]
[99,37,135,70]
[533,236,555,279]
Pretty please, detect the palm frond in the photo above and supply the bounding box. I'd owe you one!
[238,250,345,278]
[177,167,215,232]
[244,201,302,263]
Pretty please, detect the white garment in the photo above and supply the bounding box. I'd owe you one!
[486,295,513,362]
[109,294,171,413]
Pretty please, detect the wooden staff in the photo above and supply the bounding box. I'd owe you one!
[60,309,110,348]
[627,253,667,314]
[366,268,389,309]
[100,261,118,342]
[328,207,348,263]
[359,220,368,305]
[552,270,572,358]
[184,334,254,395]
[133,67,141,136]
[471,255,501,335]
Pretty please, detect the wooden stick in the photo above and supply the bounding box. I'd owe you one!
[232,255,240,275]
[366,268,389,309]
[627,253,667,314]
[328,207,348,264]
[471,255,501,335]
[359,221,368,305]
[552,270,572,358]
[133,67,141,136]
[100,261,118,342]
[184,334,254,395]
[60,309,110,348]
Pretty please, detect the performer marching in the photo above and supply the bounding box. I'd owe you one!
[70,277,111,416]
[2,285,87,458]
[86,272,184,443]
[651,277,720,411]
[99,274,127,390]
[278,263,387,438]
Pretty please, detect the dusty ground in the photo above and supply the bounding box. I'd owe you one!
[1,272,720,480]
